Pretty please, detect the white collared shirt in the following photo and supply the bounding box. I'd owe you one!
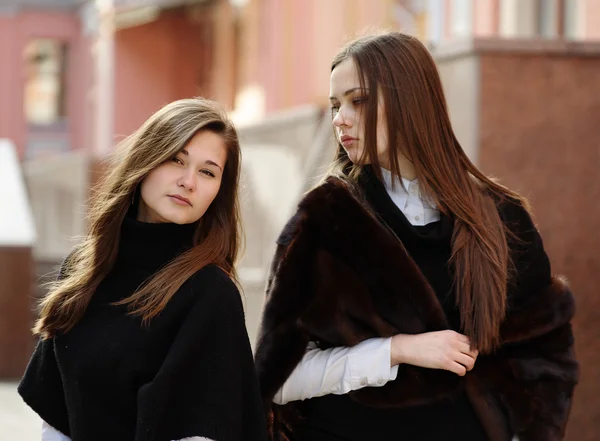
[274,171,442,405]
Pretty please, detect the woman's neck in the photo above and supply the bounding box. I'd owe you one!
[397,152,417,181]
[116,216,197,272]
[380,152,417,181]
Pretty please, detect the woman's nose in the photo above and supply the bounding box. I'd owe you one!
[178,170,196,191]
[332,107,350,128]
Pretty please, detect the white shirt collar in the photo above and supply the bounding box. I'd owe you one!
[380,167,411,194]
[379,167,440,226]
[379,168,437,208]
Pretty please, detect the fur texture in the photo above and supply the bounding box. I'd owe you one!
[255,178,578,441]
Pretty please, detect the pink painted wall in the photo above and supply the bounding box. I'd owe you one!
[113,10,209,139]
[443,0,452,41]
[585,0,600,40]
[473,0,499,37]
[0,17,20,154]
[286,0,314,108]
[259,0,284,112]
[256,0,395,113]
[0,11,91,159]
[311,0,347,107]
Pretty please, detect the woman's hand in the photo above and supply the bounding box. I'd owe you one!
[390,330,478,376]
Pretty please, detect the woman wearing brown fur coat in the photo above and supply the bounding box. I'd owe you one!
[254,32,578,441]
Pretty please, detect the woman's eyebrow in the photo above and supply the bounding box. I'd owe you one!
[329,87,369,100]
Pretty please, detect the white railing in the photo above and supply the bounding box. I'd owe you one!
[21,151,90,262]
[235,104,331,344]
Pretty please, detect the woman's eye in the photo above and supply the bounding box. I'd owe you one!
[330,105,339,116]
[172,157,184,165]
[353,97,366,105]
[200,169,215,178]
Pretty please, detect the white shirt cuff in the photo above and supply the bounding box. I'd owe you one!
[345,336,397,388]
[177,438,215,441]
[42,422,71,441]
[274,337,397,405]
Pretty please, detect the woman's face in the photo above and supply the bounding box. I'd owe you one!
[137,130,227,224]
[329,57,389,168]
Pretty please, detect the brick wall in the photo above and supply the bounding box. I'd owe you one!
[477,47,600,441]
[0,248,33,378]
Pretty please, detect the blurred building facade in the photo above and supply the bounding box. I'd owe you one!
[0,0,598,439]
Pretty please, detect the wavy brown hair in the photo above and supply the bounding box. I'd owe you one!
[35,98,243,339]
[330,32,528,354]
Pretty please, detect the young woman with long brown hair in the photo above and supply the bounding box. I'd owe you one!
[255,32,578,441]
[18,98,267,441]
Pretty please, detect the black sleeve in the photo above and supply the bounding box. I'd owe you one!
[253,242,313,407]
[18,338,71,436]
[500,198,552,305]
[17,253,75,436]
[254,212,316,409]
[498,199,573,343]
[494,200,578,441]
[135,266,267,441]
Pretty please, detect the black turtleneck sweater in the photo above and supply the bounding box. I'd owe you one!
[18,217,267,441]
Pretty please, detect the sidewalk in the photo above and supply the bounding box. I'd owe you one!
[0,382,40,440]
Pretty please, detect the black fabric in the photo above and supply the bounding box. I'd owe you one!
[18,217,267,441]
[254,169,577,441]
[360,167,461,329]
[293,168,486,441]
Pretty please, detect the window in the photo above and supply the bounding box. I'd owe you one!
[23,39,68,126]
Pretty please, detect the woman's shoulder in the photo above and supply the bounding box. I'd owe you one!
[56,245,82,280]
[494,193,552,278]
[185,265,243,311]
[494,194,539,239]
[276,176,366,247]
[300,175,355,203]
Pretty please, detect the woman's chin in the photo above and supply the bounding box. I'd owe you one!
[348,155,368,166]
[163,214,193,225]
[345,151,359,164]
[343,148,368,165]
[163,210,203,225]
[147,210,189,225]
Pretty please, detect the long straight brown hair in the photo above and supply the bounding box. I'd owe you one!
[330,32,527,354]
[35,98,243,339]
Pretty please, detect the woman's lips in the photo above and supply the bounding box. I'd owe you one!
[340,135,357,147]
[168,194,192,207]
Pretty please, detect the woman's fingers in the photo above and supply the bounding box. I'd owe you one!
[454,332,471,344]
[448,361,468,376]
[455,352,476,371]
[457,340,479,359]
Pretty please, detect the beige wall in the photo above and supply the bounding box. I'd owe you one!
[435,45,481,163]
[236,105,326,345]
